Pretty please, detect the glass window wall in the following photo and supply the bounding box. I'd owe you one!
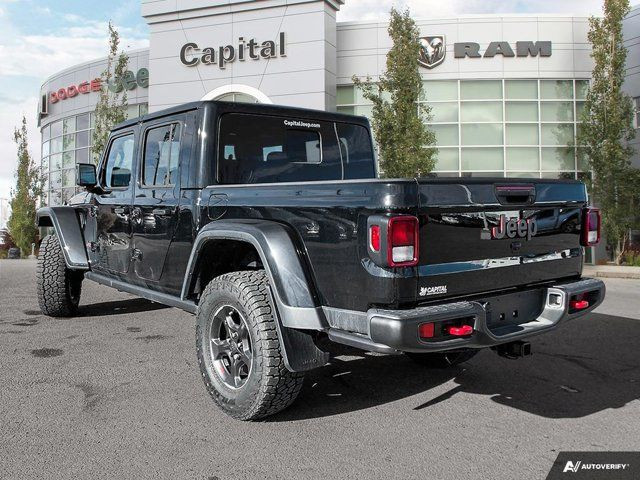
[40,103,148,206]
[337,79,589,178]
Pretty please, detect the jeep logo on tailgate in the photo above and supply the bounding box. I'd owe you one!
[487,215,538,240]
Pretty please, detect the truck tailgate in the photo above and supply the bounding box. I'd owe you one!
[416,179,588,301]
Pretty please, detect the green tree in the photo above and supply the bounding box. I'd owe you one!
[7,116,41,256]
[92,21,129,162]
[353,8,436,178]
[578,0,640,264]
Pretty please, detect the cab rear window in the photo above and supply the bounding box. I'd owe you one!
[217,113,374,184]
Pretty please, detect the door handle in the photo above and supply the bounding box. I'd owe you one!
[152,207,173,216]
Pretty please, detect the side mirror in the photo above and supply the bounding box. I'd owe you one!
[76,163,97,188]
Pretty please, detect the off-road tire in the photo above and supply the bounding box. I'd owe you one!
[196,270,304,421]
[36,235,83,317]
[405,349,478,368]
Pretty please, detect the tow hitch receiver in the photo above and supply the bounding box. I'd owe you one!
[494,341,532,359]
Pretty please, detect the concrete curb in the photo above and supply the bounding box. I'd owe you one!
[583,267,640,280]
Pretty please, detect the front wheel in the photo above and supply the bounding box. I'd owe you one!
[196,270,304,421]
[405,350,478,368]
[36,235,83,317]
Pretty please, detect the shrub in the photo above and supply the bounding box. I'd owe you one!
[622,250,640,266]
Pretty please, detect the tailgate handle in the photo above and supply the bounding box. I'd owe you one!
[495,185,536,205]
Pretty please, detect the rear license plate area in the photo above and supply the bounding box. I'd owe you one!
[483,288,545,332]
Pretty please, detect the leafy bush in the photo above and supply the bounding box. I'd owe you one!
[623,250,640,266]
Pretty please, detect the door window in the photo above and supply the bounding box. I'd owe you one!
[142,123,181,187]
[104,134,135,188]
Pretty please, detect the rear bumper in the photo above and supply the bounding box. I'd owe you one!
[327,277,605,354]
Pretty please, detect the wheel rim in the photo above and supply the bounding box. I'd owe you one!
[209,305,252,389]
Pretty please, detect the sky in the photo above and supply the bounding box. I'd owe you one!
[0,0,606,201]
[0,0,148,202]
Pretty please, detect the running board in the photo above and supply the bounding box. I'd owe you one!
[327,329,400,355]
[84,272,198,314]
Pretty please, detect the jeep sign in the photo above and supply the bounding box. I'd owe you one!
[491,215,538,241]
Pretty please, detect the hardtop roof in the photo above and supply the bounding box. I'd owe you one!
[112,100,370,131]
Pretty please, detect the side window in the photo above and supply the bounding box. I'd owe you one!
[218,113,340,184]
[104,134,135,188]
[336,123,376,179]
[142,123,181,187]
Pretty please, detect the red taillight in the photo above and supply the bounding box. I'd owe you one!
[581,208,601,247]
[387,216,419,267]
[446,325,474,336]
[370,225,380,252]
[418,323,435,339]
[570,299,589,310]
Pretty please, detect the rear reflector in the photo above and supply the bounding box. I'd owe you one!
[570,299,589,310]
[418,323,435,339]
[446,325,473,336]
[369,225,380,252]
[581,208,601,247]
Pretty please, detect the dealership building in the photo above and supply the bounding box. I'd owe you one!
[37,0,640,257]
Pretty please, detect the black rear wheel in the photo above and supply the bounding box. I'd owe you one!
[405,350,478,368]
[196,270,304,420]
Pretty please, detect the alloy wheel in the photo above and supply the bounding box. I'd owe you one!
[209,305,253,389]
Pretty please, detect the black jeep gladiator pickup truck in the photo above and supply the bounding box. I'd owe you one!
[36,100,605,420]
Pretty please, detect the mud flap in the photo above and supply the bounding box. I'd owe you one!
[268,287,329,372]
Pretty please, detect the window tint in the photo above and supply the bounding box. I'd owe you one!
[143,124,181,186]
[104,134,134,188]
[218,113,341,184]
[336,123,376,179]
[285,130,321,163]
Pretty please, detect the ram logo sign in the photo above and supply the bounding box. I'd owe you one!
[418,35,446,69]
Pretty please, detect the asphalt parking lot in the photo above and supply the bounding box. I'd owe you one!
[1,260,639,480]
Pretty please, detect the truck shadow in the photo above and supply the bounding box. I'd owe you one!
[270,313,640,421]
[78,298,170,317]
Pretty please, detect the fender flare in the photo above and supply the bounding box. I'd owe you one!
[36,207,89,270]
[181,219,329,372]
